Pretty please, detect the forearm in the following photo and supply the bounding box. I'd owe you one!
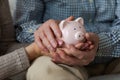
[0,41,48,80]
[25,42,43,61]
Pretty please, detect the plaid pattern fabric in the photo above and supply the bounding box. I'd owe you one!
[14,0,120,61]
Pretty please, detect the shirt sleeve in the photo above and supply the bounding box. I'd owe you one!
[0,48,30,80]
[14,0,44,42]
[96,0,120,57]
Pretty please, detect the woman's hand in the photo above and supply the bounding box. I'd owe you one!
[34,19,61,52]
[34,16,74,52]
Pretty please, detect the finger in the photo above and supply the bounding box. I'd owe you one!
[50,20,62,38]
[86,33,99,50]
[89,45,95,50]
[35,37,47,51]
[42,37,55,52]
[34,31,48,52]
[44,26,57,48]
[58,51,88,66]
[53,49,90,66]
[65,16,74,21]
[85,33,92,41]
[75,42,85,49]
[56,50,79,66]
[85,33,99,43]
[63,46,85,59]
[56,39,64,47]
[51,51,64,64]
[80,43,90,50]
[49,51,57,58]
[57,49,67,60]
[62,45,76,56]
[87,41,93,45]
[39,30,55,52]
[85,33,97,43]
[52,53,61,62]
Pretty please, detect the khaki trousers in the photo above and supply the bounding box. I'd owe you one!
[27,56,120,80]
[27,56,88,80]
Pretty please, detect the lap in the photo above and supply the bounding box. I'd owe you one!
[27,56,88,80]
[27,56,120,80]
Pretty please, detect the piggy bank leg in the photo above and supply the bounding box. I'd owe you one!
[26,56,88,80]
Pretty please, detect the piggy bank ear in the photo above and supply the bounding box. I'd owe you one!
[59,20,68,31]
[75,17,84,26]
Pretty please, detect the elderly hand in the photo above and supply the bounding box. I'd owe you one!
[52,32,99,66]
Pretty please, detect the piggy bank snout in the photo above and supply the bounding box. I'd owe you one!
[75,32,84,41]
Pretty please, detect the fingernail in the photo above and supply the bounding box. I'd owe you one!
[85,43,89,47]
[81,44,88,50]
[52,42,57,48]
[57,33,61,37]
[58,40,63,46]
[88,41,92,45]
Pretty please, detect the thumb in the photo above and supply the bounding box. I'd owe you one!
[65,16,74,21]
[85,33,94,41]
[85,32,99,42]
[85,33,99,49]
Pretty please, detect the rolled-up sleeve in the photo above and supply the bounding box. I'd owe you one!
[96,0,120,57]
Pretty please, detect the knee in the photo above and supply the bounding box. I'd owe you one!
[27,56,87,80]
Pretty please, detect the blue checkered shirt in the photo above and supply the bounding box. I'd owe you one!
[14,0,120,63]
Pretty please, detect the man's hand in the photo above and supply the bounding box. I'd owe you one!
[34,16,74,52]
[52,32,99,66]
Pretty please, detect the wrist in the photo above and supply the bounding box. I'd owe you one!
[25,42,41,61]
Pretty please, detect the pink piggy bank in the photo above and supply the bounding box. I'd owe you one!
[59,17,86,45]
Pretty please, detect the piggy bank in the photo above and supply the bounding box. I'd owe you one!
[59,17,86,45]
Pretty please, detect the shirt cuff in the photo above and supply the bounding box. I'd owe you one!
[96,33,113,56]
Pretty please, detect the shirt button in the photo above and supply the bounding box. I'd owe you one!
[89,0,93,3]
[28,29,33,33]
[89,19,92,23]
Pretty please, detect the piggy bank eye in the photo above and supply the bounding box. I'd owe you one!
[79,35,81,38]
[74,28,76,30]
